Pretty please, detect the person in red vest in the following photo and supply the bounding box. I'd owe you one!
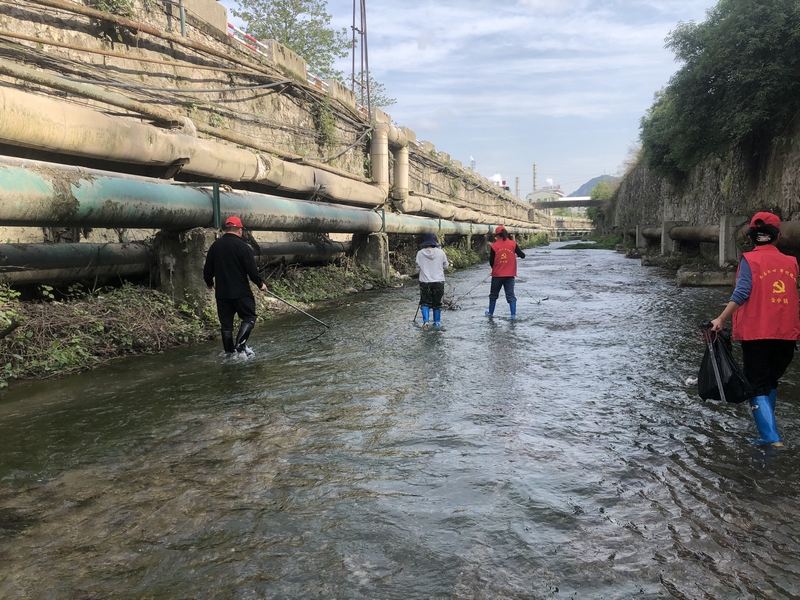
[711,211,800,446]
[485,226,526,319]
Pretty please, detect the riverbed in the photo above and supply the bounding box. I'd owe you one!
[1,242,799,599]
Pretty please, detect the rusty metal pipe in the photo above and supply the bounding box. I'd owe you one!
[0,240,355,285]
[777,222,800,250]
[641,227,661,239]
[0,241,151,271]
[254,242,350,269]
[668,225,720,243]
[0,241,152,285]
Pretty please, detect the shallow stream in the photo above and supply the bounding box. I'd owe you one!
[2,243,799,599]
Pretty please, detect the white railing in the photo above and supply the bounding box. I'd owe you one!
[226,23,332,95]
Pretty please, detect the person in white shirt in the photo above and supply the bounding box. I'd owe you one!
[415,233,449,329]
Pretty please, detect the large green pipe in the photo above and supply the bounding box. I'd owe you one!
[0,156,539,236]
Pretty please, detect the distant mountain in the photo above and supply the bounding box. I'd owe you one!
[569,175,620,197]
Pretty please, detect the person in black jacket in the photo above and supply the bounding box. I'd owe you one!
[203,216,267,356]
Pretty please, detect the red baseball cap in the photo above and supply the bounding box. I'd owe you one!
[225,216,243,228]
[750,211,780,229]
[495,226,507,234]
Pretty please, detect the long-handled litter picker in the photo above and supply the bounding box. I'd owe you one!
[699,322,726,403]
[266,290,330,328]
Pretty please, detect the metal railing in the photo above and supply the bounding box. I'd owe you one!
[225,23,369,114]
[226,23,330,93]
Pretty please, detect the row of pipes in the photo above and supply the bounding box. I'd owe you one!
[0,0,540,285]
[0,240,351,285]
[0,58,530,225]
[0,155,539,284]
[632,223,800,248]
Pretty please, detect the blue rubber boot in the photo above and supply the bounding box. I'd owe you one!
[485,300,496,317]
[421,306,430,327]
[750,395,782,446]
[767,388,777,412]
[433,309,442,329]
[509,301,517,320]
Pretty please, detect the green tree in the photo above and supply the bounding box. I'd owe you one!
[590,181,614,202]
[353,71,396,108]
[233,0,349,79]
[585,205,603,226]
[586,181,615,228]
[640,0,800,177]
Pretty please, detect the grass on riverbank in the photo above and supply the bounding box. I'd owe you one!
[261,258,380,304]
[0,283,213,388]
[0,257,388,389]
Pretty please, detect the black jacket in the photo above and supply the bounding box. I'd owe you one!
[203,233,264,299]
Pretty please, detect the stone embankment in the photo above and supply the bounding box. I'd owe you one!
[611,114,800,285]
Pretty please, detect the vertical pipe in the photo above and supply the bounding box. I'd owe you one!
[371,124,389,194]
[179,0,186,36]
[212,183,221,229]
[392,145,409,200]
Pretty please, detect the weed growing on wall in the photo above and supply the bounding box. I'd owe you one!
[444,245,479,270]
[92,0,135,16]
[449,178,462,199]
[310,99,336,149]
[264,258,377,304]
[0,284,21,341]
[208,113,227,129]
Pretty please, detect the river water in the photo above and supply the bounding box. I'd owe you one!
[2,243,800,599]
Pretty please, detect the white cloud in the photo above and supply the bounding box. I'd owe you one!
[220,0,714,193]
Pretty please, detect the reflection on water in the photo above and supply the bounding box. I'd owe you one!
[2,244,800,598]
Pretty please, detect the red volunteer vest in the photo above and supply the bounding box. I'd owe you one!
[732,245,800,341]
[491,239,518,277]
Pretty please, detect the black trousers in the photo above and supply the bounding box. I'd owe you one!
[741,339,796,397]
[216,296,257,332]
[419,281,445,310]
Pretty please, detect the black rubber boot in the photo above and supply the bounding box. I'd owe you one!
[221,329,235,354]
[234,321,255,353]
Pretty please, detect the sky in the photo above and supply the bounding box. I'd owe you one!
[219,0,716,196]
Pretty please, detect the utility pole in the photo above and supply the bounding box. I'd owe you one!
[533,163,537,191]
[350,0,371,113]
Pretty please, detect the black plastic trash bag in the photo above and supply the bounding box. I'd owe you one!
[697,322,752,403]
